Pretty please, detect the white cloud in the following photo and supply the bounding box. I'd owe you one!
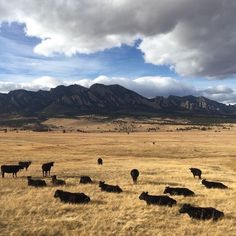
[0,76,62,93]
[200,85,236,104]
[0,75,195,98]
[1,76,236,104]
[0,0,236,78]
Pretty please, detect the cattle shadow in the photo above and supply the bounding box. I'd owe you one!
[59,175,81,179]
[123,189,137,194]
[142,172,157,176]
[142,180,180,186]
[90,200,107,205]
[224,214,236,220]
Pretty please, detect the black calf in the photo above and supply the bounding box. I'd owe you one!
[99,181,122,193]
[54,189,90,204]
[164,186,195,196]
[51,175,66,186]
[202,179,228,189]
[179,204,224,220]
[139,192,177,207]
[27,176,46,187]
[80,176,93,184]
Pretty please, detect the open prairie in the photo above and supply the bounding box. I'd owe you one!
[0,127,235,236]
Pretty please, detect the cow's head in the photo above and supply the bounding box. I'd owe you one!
[54,189,63,198]
[139,191,148,200]
[163,186,170,194]
[179,204,191,213]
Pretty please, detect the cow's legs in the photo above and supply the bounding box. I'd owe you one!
[2,172,4,178]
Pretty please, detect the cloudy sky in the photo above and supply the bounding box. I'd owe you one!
[0,0,236,103]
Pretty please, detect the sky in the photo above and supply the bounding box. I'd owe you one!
[0,0,236,104]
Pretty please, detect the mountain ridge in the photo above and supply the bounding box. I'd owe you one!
[0,83,235,117]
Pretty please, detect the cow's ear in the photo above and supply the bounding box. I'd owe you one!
[146,192,148,194]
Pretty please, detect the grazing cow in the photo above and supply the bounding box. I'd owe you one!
[130,169,139,184]
[99,181,123,193]
[97,158,103,165]
[139,192,177,207]
[19,161,31,171]
[190,168,202,179]
[42,162,54,177]
[1,165,21,178]
[54,189,90,204]
[179,204,224,220]
[202,179,228,189]
[164,186,195,196]
[80,176,93,184]
[27,176,46,187]
[51,175,66,186]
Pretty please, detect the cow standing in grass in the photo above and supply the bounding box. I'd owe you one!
[97,158,103,165]
[42,162,54,177]
[189,168,202,179]
[19,161,31,171]
[130,169,139,184]
[1,165,21,178]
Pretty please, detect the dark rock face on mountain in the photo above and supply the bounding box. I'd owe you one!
[150,95,232,114]
[0,84,235,117]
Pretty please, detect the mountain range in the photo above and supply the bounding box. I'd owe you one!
[0,83,235,117]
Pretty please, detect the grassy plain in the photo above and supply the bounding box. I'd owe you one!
[0,124,235,236]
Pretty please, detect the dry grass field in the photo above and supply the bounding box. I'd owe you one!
[0,126,236,236]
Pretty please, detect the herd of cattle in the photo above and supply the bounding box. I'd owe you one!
[1,160,228,221]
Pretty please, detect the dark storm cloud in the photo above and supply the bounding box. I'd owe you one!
[0,0,235,78]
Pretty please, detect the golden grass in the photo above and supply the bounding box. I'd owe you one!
[0,128,235,236]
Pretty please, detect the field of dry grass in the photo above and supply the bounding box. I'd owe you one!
[0,126,235,236]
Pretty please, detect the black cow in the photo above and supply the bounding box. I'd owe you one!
[51,175,66,186]
[42,162,54,177]
[99,181,123,193]
[190,168,202,179]
[139,192,177,207]
[80,176,93,184]
[1,165,21,178]
[97,158,103,165]
[164,186,195,196]
[54,189,90,204]
[130,169,139,184]
[27,176,46,187]
[179,204,224,220]
[202,179,228,189]
[19,161,31,171]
